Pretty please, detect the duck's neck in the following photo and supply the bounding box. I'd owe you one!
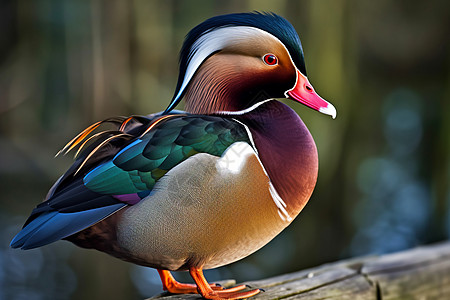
[237,100,318,217]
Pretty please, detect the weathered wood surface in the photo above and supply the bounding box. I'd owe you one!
[148,241,450,299]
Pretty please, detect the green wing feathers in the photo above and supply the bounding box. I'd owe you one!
[83,115,250,196]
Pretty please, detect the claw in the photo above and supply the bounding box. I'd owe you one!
[208,288,261,299]
[157,268,260,299]
[157,269,222,294]
[190,267,261,299]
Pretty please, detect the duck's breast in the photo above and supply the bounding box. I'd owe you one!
[116,141,290,270]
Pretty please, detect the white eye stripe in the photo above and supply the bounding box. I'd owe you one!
[173,26,296,104]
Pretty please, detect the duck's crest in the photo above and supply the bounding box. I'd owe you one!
[164,12,306,113]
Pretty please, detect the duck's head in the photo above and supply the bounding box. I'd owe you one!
[164,12,336,119]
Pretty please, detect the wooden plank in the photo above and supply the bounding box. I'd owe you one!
[251,269,375,300]
[362,242,450,300]
[362,242,450,274]
[284,276,376,299]
[147,242,450,299]
[244,268,359,299]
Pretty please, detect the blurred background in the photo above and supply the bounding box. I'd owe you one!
[1,0,449,299]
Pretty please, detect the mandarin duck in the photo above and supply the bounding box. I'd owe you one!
[11,12,336,299]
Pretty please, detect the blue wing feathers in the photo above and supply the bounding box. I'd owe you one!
[11,204,125,249]
[11,178,127,249]
[10,212,58,248]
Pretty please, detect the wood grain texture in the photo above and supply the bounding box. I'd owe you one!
[147,241,450,299]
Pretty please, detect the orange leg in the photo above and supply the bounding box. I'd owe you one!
[157,269,222,294]
[189,267,261,299]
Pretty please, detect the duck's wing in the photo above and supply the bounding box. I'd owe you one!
[11,114,250,249]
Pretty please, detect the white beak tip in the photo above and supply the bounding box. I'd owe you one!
[319,103,337,119]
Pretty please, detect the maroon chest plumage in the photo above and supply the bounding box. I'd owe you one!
[237,100,318,215]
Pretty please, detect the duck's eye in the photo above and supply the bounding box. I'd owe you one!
[263,54,278,66]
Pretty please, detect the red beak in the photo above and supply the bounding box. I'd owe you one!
[285,70,336,119]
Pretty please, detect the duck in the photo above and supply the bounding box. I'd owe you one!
[11,12,336,299]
